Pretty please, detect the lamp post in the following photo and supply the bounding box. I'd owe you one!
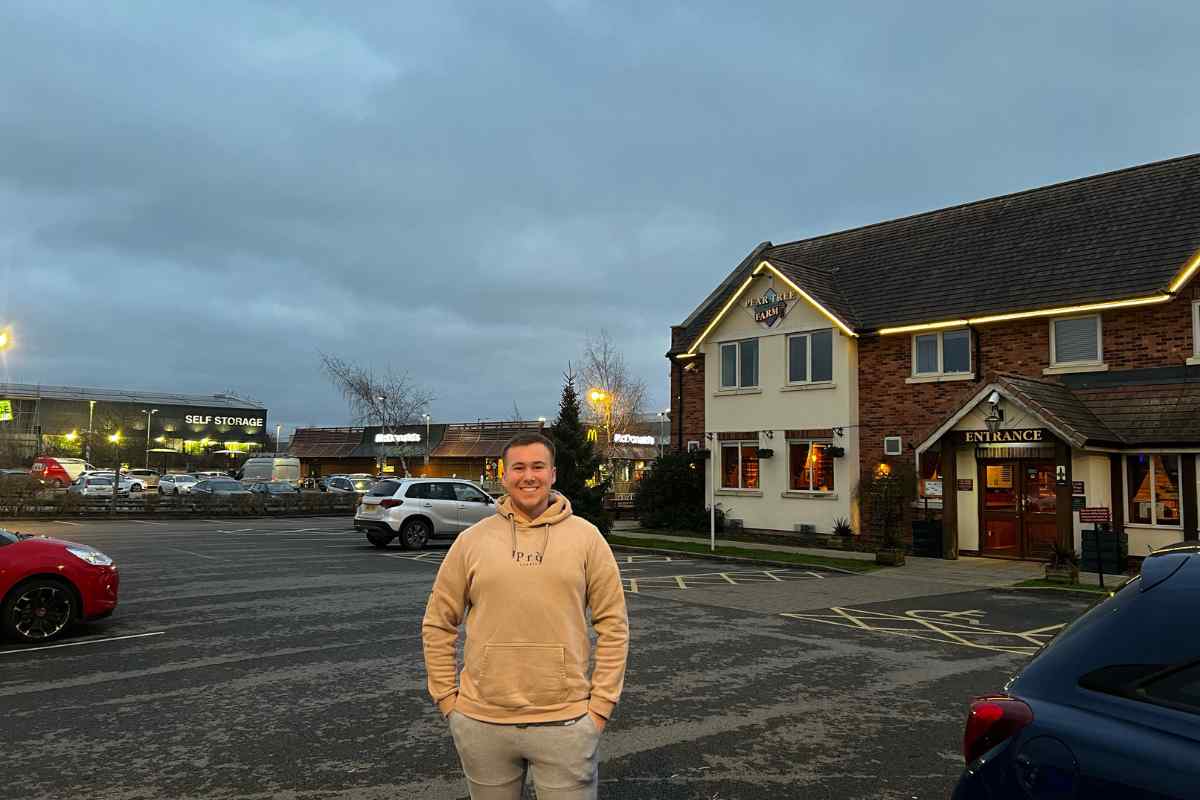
[86,400,95,462]
[108,431,122,511]
[275,424,283,455]
[141,408,158,468]
[423,413,431,466]
[657,410,669,457]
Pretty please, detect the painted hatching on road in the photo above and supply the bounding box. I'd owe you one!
[781,607,1067,656]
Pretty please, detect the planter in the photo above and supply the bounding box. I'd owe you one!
[875,548,906,567]
[1044,564,1080,584]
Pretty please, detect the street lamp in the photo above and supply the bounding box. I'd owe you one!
[0,326,13,352]
[141,408,158,468]
[657,409,669,457]
[423,413,431,466]
[275,424,283,455]
[86,400,95,462]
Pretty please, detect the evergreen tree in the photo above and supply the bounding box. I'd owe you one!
[549,367,612,535]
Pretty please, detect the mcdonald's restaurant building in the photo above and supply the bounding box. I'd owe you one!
[669,154,1200,561]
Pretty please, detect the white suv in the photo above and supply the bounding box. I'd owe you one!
[354,478,496,550]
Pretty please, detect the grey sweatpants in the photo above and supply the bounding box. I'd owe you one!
[448,711,602,799]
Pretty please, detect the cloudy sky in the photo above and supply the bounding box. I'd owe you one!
[2,2,1197,434]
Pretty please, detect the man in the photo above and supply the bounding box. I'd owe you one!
[422,432,629,799]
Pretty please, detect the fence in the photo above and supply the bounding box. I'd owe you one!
[0,488,358,519]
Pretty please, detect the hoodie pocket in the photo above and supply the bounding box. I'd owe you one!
[476,643,568,708]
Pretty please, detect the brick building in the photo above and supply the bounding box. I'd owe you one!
[669,153,1200,560]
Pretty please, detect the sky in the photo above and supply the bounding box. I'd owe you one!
[2,1,1197,435]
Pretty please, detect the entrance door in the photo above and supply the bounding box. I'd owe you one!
[980,461,1021,556]
[979,460,1058,559]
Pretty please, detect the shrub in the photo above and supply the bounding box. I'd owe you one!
[832,516,854,537]
[634,451,722,533]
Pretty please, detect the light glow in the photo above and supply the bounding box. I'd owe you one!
[878,293,1173,335]
[1169,250,1200,294]
[108,433,121,443]
[65,431,77,442]
[0,327,10,351]
[752,261,858,338]
[685,275,757,355]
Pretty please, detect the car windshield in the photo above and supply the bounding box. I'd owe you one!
[175,475,197,483]
[367,480,401,497]
[88,478,113,486]
[267,483,294,492]
[209,480,242,490]
[352,479,374,491]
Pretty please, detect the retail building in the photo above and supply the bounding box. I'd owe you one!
[669,153,1200,560]
[0,383,269,470]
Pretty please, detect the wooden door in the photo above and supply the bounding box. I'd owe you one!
[1020,461,1058,560]
[979,460,1020,557]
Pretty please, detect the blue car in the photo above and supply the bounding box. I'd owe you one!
[954,542,1200,799]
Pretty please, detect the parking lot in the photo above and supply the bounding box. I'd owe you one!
[0,516,1096,799]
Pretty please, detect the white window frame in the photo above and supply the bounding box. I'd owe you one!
[1124,453,1183,529]
[718,339,759,390]
[911,329,972,377]
[786,329,835,385]
[1049,314,1104,368]
[1191,301,1200,361]
[788,440,835,492]
[720,441,759,489]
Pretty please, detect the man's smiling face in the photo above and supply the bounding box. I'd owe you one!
[501,441,556,520]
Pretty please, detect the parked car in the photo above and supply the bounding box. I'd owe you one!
[125,468,160,489]
[953,542,1200,799]
[67,476,133,497]
[323,475,360,494]
[191,479,253,498]
[30,457,96,488]
[0,528,119,643]
[158,474,199,495]
[239,456,301,485]
[0,468,29,478]
[247,481,301,496]
[75,471,143,493]
[195,470,232,480]
[354,478,495,549]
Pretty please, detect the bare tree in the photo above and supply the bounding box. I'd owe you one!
[319,353,434,474]
[579,330,648,443]
[510,400,524,422]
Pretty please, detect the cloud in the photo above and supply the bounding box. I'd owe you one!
[1,1,1198,433]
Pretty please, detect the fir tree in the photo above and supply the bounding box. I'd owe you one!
[549,366,612,535]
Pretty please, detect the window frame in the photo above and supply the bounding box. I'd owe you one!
[1049,314,1104,368]
[786,329,835,385]
[719,441,760,490]
[787,439,836,493]
[1124,453,1184,528]
[718,338,759,390]
[911,328,973,377]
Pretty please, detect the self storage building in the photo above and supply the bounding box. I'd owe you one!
[668,153,1200,560]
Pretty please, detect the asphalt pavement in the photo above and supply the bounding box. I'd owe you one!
[0,516,1097,799]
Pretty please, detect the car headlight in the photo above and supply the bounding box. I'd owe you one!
[66,545,114,566]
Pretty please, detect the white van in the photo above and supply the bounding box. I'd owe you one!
[239,457,301,485]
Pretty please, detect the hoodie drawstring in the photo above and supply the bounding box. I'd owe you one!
[507,515,552,563]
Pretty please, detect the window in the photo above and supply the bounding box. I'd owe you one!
[719,339,759,389]
[720,442,759,489]
[789,441,835,491]
[454,484,489,503]
[1081,662,1200,717]
[912,329,972,376]
[918,450,943,499]
[1125,454,1182,526]
[405,482,430,499]
[1051,315,1102,366]
[428,483,457,501]
[788,330,834,384]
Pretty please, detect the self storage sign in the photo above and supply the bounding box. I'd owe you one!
[185,414,265,427]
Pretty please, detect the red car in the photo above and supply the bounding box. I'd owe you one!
[0,529,119,643]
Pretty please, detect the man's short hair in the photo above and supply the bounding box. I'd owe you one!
[502,432,556,464]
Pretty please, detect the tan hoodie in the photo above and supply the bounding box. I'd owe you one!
[421,492,629,724]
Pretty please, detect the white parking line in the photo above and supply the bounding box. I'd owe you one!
[218,529,255,533]
[166,547,221,560]
[0,631,166,655]
[51,520,82,526]
[129,520,169,526]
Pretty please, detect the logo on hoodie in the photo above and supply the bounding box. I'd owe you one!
[512,549,543,565]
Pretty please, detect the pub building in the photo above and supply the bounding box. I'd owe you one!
[288,420,545,492]
[669,153,1200,562]
[0,382,270,470]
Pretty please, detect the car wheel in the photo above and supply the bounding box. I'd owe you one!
[367,531,393,548]
[131,484,143,493]
[1,578,76,643]
[400,518,430,551]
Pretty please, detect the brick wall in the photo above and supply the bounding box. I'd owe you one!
[857,293,1198,544]
[669,355,706,450]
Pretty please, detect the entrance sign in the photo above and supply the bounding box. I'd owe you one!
[1079,507,1111,523]
[922,479,943,497]
[956,428,1048,445]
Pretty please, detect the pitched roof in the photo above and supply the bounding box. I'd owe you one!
[673,153,1200,352]
[984,370,1200,448]
[288,427,362,458]
[432,421,545,459]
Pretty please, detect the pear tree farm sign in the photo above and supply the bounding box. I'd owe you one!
[744,287,798,328]
[955,428,1049,445]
